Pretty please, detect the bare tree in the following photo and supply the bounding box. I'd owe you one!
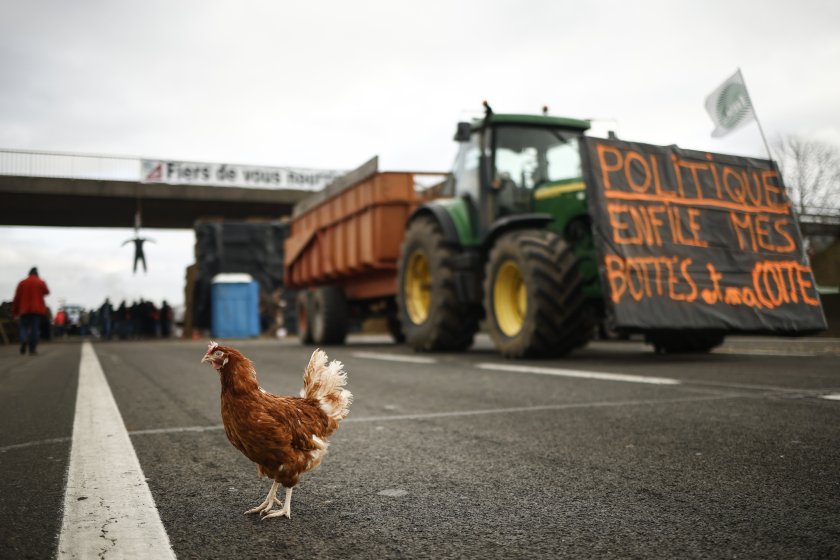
[773,135,840,216]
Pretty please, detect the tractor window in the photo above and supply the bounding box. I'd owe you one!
[446,132,482,200]
[493,126,582,212]
[545,138,583,183]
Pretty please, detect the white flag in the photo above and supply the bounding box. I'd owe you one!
[705,69,755,137]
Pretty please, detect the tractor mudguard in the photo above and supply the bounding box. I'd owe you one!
[482,213,554,251]
[405,204,483,305]
[407,204,461,246]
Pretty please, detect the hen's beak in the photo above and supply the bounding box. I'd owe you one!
[201,354,212,364]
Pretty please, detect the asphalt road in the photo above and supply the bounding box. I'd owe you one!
[1,335,839,559]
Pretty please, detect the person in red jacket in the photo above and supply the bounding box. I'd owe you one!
[12,267,50,355]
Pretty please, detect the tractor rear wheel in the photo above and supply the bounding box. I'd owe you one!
[310,286,348,345]
[484,230,591,358]
[397,217,478,351]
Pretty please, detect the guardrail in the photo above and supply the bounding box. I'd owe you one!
[798,209,840,222]
[0,148,346,191]
[0,148,140,181]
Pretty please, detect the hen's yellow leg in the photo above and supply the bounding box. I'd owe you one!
[262,487,293,520]
[245,481,280,516]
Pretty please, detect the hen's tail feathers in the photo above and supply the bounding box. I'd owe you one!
[301,349,352,422]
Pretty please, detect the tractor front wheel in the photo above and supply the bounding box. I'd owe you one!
[397,217,478,351]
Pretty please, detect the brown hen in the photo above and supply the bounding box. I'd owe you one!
[201,342,352,519]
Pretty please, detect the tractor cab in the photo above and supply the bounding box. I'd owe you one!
[444,109,591,239]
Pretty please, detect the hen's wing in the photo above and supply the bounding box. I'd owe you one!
[259,394,330,452]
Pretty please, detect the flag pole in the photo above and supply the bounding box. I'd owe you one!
[738,68,775,161]
[737,69,797,232]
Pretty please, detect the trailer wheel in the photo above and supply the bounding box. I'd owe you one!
[397,217,477,351]
[282,290,298,336]
[646,331,725,354]
[310,286,348,345]
[386,314,405,343]
[484,230,591,358]
[296,291,313,344]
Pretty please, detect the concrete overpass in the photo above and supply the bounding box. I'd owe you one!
[0,149,333,229]
[1,148,837,235]
[797,211,840,237]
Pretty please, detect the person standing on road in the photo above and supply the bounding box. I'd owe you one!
[12,267,50,355]
[99,297,114,340]
[160,300,173,338]
[54,308,67,337]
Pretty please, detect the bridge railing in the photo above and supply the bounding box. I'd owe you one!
[797,205,840,223]
[0,148,140,181]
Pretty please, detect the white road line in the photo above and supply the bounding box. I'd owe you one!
[58,342,175,560]
[352,351,438,364]
[125,393,742,436]
[130,425,223,436]
[343,395,741,421]
[476,363,681,385]
[820,394,840,401]
[714,349,819,357]
[0,435,71,453]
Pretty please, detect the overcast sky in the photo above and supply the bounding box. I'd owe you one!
[2,0,839,311]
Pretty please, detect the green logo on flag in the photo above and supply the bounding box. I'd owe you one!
[716,83,752,130]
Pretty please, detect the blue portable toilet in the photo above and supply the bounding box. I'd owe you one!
[211,273,260,338]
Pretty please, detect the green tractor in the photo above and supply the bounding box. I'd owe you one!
[285,103,812,356]
[396,104,603,358]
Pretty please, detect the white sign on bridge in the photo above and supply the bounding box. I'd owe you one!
[141,159,344,191]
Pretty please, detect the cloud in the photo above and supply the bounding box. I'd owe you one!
[1,0,839,312]
[0,227,193,310]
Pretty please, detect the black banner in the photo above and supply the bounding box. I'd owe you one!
[581,137,826,333]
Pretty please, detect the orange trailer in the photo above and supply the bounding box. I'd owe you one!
[284,157,443,344]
